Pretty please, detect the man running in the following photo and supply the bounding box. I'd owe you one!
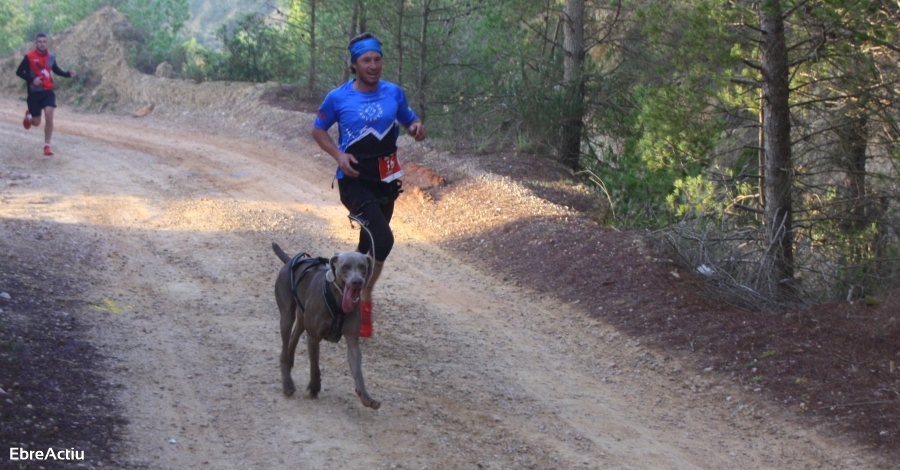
[16,33,77,156]
[312,33,426,337]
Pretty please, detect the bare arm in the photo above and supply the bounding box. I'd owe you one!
[406,119,426,141]
[311,127,359,178]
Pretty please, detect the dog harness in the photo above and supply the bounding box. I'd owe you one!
[288,253,348,343]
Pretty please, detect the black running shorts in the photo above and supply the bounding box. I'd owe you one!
[26,90,57,117]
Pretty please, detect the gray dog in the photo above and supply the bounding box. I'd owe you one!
[272,243,380,409]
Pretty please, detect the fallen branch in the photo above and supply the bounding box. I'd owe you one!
[835,354,867,366]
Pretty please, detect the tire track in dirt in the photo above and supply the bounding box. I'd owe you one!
[0,97,883,468]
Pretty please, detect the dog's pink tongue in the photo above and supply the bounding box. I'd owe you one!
[342,285,359,313]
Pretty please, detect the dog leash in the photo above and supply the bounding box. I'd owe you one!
[348,214,376,261]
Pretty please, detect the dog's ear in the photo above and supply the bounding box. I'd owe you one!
[365,254,375,286]
[326,254,338,283]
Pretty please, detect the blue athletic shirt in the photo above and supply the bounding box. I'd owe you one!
[314,79,418,180]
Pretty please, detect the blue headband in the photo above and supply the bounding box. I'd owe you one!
[350,38,383,63]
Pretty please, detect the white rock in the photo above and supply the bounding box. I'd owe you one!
[696,265,715,276]
[0,292,10,300]
[168,438,177,444]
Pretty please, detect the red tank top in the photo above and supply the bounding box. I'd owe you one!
[26,49,55,91]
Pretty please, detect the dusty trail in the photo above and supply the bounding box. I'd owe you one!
[0,97,879,469]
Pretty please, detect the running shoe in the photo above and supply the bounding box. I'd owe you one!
[23,110,31,130]
[43,145,54,156]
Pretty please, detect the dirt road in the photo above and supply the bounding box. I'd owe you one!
[0,97,880,469]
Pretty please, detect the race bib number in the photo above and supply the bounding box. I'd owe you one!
[378,153,403,182]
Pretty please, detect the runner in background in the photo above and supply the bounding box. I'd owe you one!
[16,33,77,156]
[312,32,426,337]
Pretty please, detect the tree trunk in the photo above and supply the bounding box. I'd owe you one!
[541,0,555,57]
[396,0,405,87]
[836,113,868,233]
[308,0,317,95]
[560,0,585,171]
[759,0,795,298]
[417,0,431,121]
[758,88,765,210]
[359,0,368,35]
[342,0,360,83]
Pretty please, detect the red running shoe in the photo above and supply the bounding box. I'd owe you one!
[360,301,373,337]
[23,110,32,130]
[43,145,54,156]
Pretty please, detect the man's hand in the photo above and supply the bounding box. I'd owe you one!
[337,152,360,178]
[407,121,426,142]
[32,77,43,87]
[312,127,360,178]
[69,70,77,78]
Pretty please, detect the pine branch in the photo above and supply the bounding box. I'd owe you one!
[847,29,900,55]
[731,77,762,88]
[582,0,622,54]
[743,59,763,71]
[781,0,810,20]
[734,203,765,214]
[742,21,766,35]
[520,17,565,51]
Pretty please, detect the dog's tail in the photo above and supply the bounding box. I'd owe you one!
[272,242,292,264]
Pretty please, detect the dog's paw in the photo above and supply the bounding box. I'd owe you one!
[357,388,380,409]
[282,378,296,397]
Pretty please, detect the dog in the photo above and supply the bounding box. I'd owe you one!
[272,243,379,409]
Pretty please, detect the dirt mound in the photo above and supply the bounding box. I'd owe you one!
[1,7,308,136]
[47,7,265,109]
[1,8,136,102]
